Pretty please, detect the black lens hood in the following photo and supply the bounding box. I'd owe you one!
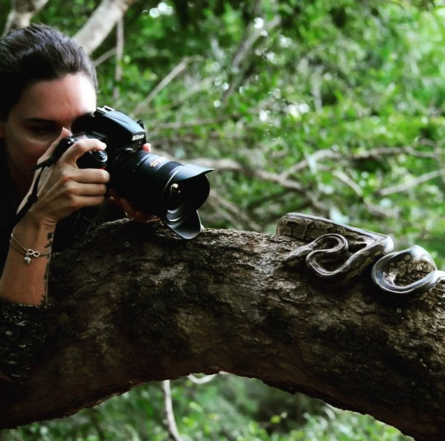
[162,165,213,239]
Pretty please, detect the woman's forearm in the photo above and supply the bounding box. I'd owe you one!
[0,211,55,306]
[0,212,54,381]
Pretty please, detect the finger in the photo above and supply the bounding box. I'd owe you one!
[108,188,119,199]
[60,138,107,165]
[32,185,108,221]
[142,143,152,153]
[106,196,119,208]
[106,191,144,219]
[73,194,108,208]
[72,168,110,184]
[76,183,108,197]
[117,197,137,218]
[57,182,108,199]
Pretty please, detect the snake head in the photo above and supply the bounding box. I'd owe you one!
[372,245,444,297]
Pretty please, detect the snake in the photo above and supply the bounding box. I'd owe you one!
[276,213,445,297]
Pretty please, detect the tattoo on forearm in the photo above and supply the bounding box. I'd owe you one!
[43,232,54,301]
[44,232,54,250]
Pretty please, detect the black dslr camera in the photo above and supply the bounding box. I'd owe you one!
[50,106,212,239]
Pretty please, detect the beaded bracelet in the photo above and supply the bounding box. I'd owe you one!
[10,234,51,265]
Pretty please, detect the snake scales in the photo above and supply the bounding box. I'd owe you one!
[276,213,445,297]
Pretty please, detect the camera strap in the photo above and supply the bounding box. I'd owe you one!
[3,141,70,238]
[1,164,47,240]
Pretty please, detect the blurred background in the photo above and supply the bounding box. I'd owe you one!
[2,0,444,438]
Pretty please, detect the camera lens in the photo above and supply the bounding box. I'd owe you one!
[109,151,212,239]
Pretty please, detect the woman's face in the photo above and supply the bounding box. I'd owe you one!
[0,73,97,177]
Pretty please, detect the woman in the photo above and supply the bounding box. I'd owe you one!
[0,24,149,381]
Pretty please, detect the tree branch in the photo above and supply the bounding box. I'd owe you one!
[162,380,184,441]
[73,0,140,54]
[282,145,436,181]
[187,373,218,385]
[376,169,444,197]
[113,18,124,100]
[2,0,48,35]
[206,190,263,231]
[133,56,204,116]
[0,220,444,440]
[222,15,281,105]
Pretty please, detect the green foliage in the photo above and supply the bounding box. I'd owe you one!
[40,0,443,259]
[2,376,414,441]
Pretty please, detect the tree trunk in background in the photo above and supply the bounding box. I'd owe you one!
[0,219,444,441]
[73,0,140,54]
[2,0,48,35]
[2,0,138,54]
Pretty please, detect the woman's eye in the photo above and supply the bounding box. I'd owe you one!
[29,126,60,136]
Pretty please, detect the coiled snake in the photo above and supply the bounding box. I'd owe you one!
[276,213,445,297]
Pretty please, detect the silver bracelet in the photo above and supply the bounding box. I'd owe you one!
[10,234,51,265]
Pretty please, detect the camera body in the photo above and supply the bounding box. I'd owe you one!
[52,106,212,239]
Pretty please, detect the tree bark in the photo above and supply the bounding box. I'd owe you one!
[0,219,444,441]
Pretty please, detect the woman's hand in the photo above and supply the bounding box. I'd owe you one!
[22,130,110,228]
[107,189,158,223]
[106,142,158,223]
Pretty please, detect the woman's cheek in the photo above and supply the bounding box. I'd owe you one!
[23,140,53,166]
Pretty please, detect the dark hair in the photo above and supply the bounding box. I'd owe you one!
[0,24,97,119]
